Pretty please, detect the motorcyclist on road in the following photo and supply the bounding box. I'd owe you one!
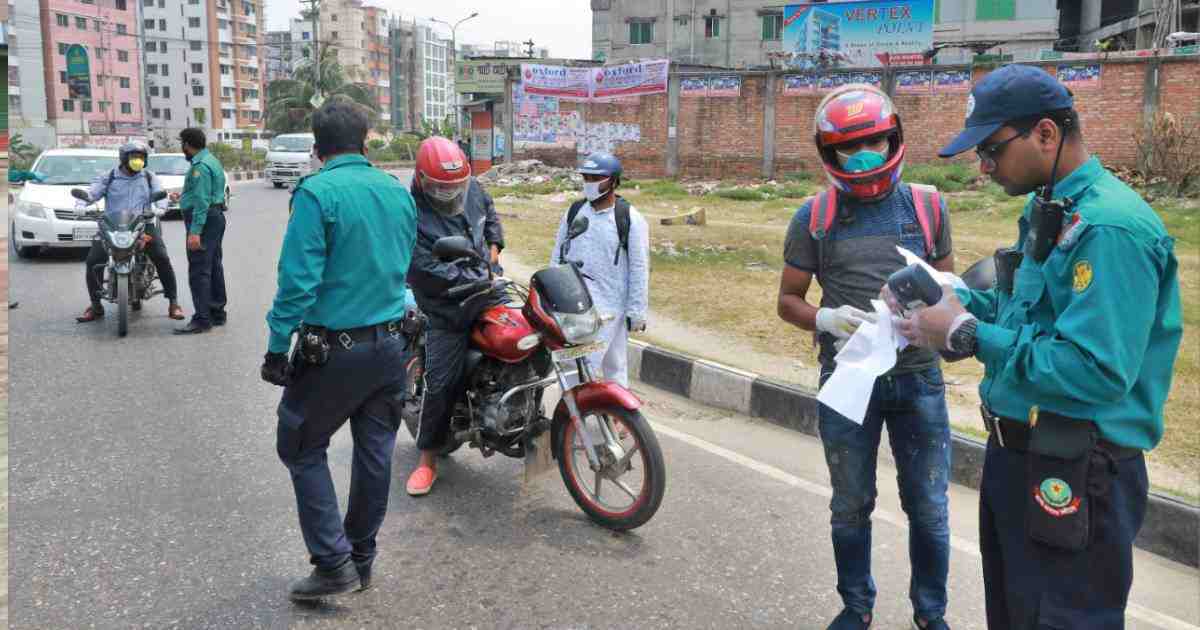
[405,136,505,497]
[76,140,184,323]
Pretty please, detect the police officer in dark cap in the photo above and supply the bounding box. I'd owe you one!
[888,64,1183,628]
[261,96,418,601]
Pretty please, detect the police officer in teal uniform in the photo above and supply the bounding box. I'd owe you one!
[171,127,230,333]
[261,96,418,601]
[891,65,1183,628]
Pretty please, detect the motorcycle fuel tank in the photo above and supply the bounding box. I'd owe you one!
[471,305,538,364]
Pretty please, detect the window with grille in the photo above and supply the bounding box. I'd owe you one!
[121,102,132,114]
[705,16,720,38]
[762,14,783,40]
[629,21,653,45]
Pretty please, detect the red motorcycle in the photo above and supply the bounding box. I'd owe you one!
[400,217,666,531]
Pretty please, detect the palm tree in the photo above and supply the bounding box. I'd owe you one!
[266,45,378,134]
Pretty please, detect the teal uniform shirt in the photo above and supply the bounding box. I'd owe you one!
[957,157,1182,450]
[178,148,228,236]
[266,154,418,354]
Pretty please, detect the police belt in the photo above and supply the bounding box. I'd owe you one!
[302,319,405,351]
[980,405,1141,460]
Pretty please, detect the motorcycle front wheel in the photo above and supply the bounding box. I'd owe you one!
[116,273,130,337]
[555,407,666,531]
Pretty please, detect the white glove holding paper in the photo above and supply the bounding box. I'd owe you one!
[817,300,901,424]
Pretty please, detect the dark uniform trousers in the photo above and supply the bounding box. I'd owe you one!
[980,436,1148,629]
[183,207,227,325]
[85,222,178,304]
[276,330,407,570]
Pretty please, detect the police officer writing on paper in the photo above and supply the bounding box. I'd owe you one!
[404,137,505,497]
[261,97,418,601]
[889,65,1182,628]
[75,141,185,323]
[169,128,229,334]
[550,152,650,388]
[777,85,955,630]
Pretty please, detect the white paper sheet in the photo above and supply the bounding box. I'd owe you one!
[817,300,899,424]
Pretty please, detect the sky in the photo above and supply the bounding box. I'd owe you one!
[266,0,594,59]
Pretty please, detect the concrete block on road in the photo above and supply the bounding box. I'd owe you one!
[627,341,644,383]
[640,346,692,398]
[750,378,819,437]
[690,360,753,415]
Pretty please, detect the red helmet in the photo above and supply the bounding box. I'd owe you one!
[813,84,906,202]
[415,136,471,215]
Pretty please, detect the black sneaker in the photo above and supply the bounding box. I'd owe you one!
[828,608,872,630]
[354,558,373,592]
[287,560,360,601]
[913,614,949,630]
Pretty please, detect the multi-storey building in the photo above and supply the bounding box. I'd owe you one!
[8,0,53,146]
[265,29,291,84]
[389,17,454,132]
[39,0,145,138]
[364,5,390,125]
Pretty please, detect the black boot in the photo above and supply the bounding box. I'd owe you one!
[354,557,373,592]
[287,560,360,601]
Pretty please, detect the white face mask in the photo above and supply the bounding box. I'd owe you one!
[583,178,610,202]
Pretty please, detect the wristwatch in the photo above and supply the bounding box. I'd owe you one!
[948,316,979,356]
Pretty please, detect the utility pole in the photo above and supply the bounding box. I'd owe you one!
[524,39,535,57]
[301,0,320,97]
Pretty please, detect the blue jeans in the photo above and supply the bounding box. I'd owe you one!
[276,331,407,570]
[818,366,952,620]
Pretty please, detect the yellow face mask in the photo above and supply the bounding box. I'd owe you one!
[128,158,146,172]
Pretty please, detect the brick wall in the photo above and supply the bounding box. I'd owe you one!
[513,57,1200,180]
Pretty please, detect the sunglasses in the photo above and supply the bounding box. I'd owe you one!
[976,125,1035,168]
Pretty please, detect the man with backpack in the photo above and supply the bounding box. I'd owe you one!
[75,141,185,323]
[551,152,650,388]
[775,85,956,630]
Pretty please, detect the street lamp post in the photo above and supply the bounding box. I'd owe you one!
[429,11,478,135]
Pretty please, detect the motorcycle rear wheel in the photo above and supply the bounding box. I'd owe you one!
[555,407,666,531]
[117,274,130,337]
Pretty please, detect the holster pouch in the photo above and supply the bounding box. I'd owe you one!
[993,247,1024,294]
[401,306,426,351]
[1025,410,1099,552]
[298,325,331,366]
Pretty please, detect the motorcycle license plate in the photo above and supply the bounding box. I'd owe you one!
[551,341,604,363]
[73,227,98,241]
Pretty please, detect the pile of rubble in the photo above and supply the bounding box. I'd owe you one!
[477,159,583,187]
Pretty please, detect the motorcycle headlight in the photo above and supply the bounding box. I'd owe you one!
[17,201,47,219]
[111,231,136,249]
[555,310,602,345]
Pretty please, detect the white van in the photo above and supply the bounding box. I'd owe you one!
[265,133,316,188]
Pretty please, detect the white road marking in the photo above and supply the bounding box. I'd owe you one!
[652,422,1199,630]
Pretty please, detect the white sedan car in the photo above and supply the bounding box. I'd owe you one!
[146,153,232,220]
[11,148,120,258]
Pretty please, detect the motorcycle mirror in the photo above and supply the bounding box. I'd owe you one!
[961,256,997,291]
[70,188,91,202]
[567,214,590,241]
[150,190,168,203]
[432,236,479,262]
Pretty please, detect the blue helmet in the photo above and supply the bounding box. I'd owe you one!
[578,152,622,178]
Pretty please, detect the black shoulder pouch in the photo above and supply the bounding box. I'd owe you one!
[1025,410,1098,551]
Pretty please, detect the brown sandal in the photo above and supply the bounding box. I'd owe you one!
[168,304,185,320]
[76,306,104,323]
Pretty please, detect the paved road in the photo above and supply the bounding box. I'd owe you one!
[8,180,1198,629]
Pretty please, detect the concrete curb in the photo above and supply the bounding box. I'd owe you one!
[627,338,1200,568]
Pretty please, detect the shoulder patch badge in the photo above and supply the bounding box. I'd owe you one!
[191,168,201,178]
[1072,260,1093,293]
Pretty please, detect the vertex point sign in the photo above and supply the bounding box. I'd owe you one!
[521,59,669,102]
[783,1,934,69]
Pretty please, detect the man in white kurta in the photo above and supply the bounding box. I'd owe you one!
[550,152,650,387]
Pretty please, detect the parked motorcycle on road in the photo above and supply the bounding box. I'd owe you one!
[70,188,169,337]
[400,215,666,531]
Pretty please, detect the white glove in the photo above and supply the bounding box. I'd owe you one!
[815,305,877,339]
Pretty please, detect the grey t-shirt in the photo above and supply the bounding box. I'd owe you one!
[784,183,953,372]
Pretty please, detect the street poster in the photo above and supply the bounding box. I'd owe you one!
[520,63,592,101]
[707,75,742,97]
[1057,64,1101,90]
[457,59,513,94]
[591,59,669,100]
[781,74,818,95]
[680,76,709,98]
[783,1,935,69]
[895,70,933,93]
[932,69,971,92]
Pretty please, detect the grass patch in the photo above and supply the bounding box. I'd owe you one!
[712,182,819,202]
[629,179,690,199]
[487,177,576,198]
[904,162,979,192]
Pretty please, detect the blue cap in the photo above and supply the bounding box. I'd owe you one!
[938,65,1074,158]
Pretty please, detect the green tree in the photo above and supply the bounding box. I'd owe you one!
[9,133,40,171]
[266,46,378,134]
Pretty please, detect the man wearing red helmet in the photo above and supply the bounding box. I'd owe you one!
[405,136,505,496]
[776,84,956,630]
